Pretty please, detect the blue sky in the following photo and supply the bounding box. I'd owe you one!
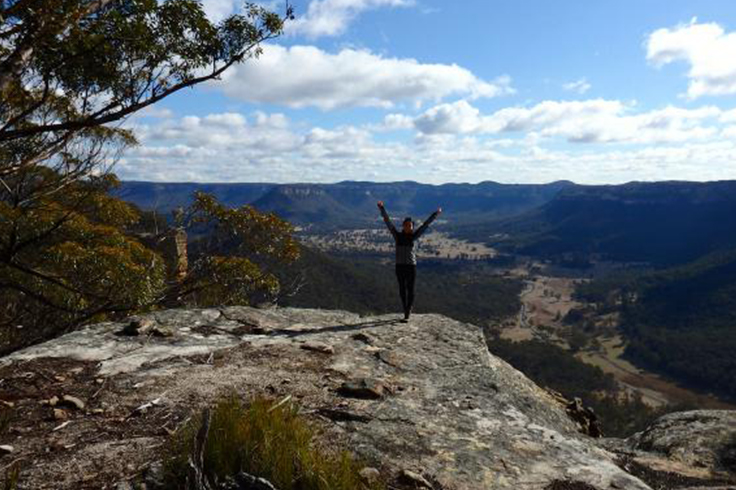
[118,0,736,184]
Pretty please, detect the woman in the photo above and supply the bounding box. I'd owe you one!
[377,201,442,322]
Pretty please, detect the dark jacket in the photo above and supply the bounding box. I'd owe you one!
[379,207,439,265]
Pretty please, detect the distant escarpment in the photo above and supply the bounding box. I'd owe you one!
[486,180,736,266]
[1,307,735,489]
[115,180,573,228]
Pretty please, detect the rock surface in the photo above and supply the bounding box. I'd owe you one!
[598,410,736,488]
[0,306,734,489]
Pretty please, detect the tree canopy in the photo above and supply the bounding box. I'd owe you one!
[0,0,298,353]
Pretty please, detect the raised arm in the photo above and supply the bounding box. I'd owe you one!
[377,201,398,239]
[413,207,442,239]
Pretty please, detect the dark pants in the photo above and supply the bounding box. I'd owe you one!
[395,264,416,315]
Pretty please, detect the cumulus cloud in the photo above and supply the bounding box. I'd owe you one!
[414,100,486,134]
[216,44,513,109]
[646,19,736,99]
[119,109,736,184]
[562,78,591,94]
[410,99,722,144]
[287,0,414,38]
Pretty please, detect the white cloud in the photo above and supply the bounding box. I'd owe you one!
[562,78,591,94]
[377,113,415,130]
[201,0,237,22]
[414,100,486,134]
[119,109,736,184]
[410,99,723,144]
[646,19,736,99]
[287,0,414,38]
[216,44,514,109]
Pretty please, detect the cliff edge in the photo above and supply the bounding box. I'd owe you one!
[1,307,734,489]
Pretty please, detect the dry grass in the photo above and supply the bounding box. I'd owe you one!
[2,465,19,490]
[163,395,384,490]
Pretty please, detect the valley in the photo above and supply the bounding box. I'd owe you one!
[117,178,736,434]
[298,223,736,413]
[300,228,496,260]
[497,262,735,410]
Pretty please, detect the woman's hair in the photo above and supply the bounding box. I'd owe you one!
[403,217,413,225]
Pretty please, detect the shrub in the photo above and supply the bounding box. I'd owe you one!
[164,395,383,490]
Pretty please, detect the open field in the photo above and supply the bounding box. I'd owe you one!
[301,229,496,260]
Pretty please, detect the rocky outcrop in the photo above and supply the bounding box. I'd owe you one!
[0,307,734,489]
[600,410,736,489]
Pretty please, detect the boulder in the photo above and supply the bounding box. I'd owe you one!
[628,410,736,479]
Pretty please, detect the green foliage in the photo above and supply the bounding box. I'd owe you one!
[1,0,289,143]
[280,248,522,325]
[488,337,616,395]
[2,463,20,490]
[486,336,671,437]
[0,0,294,351]
[578,249,736,401]
[164,395,383,490]
[0,168,166,353]
[471,181,736,266]
[175,192,300,307]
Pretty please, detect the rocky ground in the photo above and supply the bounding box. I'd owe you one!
[0,306,734,489]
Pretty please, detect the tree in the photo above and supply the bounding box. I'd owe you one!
[0,0,294,352]
[0,169,167,353]
[173,192,300,307]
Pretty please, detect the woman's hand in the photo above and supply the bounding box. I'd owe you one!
[436,207,443,214]
[377,201,384,208]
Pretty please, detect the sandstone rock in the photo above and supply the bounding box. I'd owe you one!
[546,388,603,438]
[351,332,375,344]
[0,445,13,455]
[399,469,433,489]
[1,306,665,489]
[120,317,156,336]
[337,378,385,399]
[317,407,372,423]
[359,467,381,483]
[300,341,334,354]
[374,349,401,367]
[628,410,736,478]
[53,408,69,421]
[566,397,602,438]
[44,395,60,407]
[60,395,85,410]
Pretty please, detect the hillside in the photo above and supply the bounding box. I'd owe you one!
[116,180,573,228]
[3,306,735,489]
[280,246,522,325]
[578,249,736,401]
[456,180,736,266]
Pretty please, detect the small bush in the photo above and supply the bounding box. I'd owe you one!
[164,395,383,490]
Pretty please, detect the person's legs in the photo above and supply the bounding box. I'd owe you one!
[395,265,408,313]
[405,265,416,316]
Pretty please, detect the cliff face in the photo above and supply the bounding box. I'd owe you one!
[1,307,735,489]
